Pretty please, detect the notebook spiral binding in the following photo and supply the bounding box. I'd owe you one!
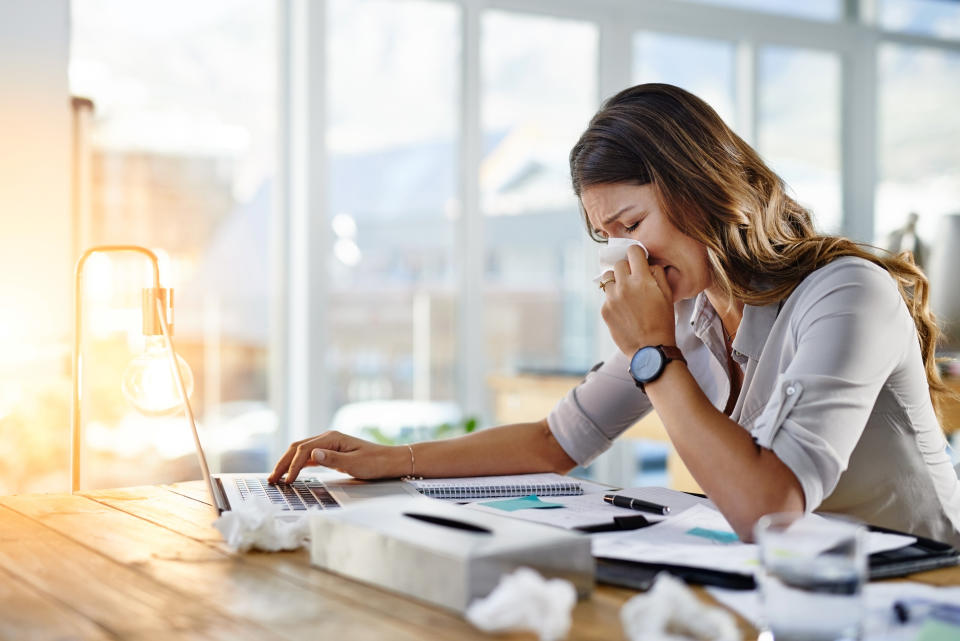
[413,481,584,500]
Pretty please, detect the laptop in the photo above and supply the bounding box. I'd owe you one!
[211,472,421,517]
[182,401,419,516]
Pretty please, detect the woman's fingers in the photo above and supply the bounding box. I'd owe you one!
[268,431,349,483]
[600,244,677,355]
[311,448,351,474]
[625,243,650,276]
[268,444,300,483]
[611,258,631,290]
[649,264,672,298]
[611,245,654,293]
[283,442,318,484]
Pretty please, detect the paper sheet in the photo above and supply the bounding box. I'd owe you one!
[464,485,703,530]
[469,484,916,571]
[708,581,960,641]
[615,486,716,512]
[592,504,762,574]
[591,503,918,576]
[467,491,655,529]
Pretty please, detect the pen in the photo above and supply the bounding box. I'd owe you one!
[893,599,960,625]
[603,493,671,515]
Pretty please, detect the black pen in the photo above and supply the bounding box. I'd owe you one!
[893,599,960,625]
[603,493,671,515]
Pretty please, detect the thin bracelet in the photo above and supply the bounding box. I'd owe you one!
[403,443,423,480]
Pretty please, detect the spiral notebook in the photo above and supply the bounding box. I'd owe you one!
[404,473,589,500]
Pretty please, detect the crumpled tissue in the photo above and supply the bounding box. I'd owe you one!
[465,567,577,641]
[594,238,650,287]
[621,573,740,641]
[212,496,310,552]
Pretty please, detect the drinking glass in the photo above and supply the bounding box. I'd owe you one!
[755,512,867,641]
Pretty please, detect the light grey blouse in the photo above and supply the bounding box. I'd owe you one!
[548,256,960,546]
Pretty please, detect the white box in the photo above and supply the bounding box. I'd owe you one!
[310,496,594,613]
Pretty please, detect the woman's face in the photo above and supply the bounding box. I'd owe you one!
[581,182,712,302]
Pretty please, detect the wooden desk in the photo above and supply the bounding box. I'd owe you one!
[0,481,730,640]
[2,483,958,640]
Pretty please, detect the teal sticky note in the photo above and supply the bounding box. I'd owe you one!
[480,494,565,512]
[686,527,740,544]
[915,618,960,641]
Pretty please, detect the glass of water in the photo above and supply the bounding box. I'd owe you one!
[754,512,868,641]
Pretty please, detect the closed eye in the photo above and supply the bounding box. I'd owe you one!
[624,221,640,233]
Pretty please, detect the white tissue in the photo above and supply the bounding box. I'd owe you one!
[594,238,650,287]
[621,573,740,641]
[212,496,310,552]
[466,567,577,641]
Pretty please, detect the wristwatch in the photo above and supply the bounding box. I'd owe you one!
[628,345,686,392]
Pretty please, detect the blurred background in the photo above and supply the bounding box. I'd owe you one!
[1,0,959,495]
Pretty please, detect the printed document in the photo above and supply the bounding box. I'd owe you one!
[592,503,916,576]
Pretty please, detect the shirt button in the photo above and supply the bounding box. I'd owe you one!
[785,386,796,395]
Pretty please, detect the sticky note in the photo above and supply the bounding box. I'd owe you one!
[915,618,960,641]
[686,527,740,544]
[480,495,565,512]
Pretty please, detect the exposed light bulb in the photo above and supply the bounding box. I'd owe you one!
[121,335,194,416]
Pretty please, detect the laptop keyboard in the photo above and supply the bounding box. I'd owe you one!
[234,478,341,512]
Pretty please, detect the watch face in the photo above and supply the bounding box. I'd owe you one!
[630,346,664,382]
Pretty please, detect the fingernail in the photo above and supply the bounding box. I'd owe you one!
[312,449,324,462]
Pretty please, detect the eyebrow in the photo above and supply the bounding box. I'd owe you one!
[601,205,644,227]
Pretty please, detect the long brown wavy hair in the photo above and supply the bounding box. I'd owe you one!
[569,83,952,421]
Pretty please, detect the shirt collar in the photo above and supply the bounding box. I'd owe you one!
[730,299,781,362]
[688,292,716,331]
[682,291,781,364]
[680,293,728,369]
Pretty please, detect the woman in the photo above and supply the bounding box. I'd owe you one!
[269,83,960,545]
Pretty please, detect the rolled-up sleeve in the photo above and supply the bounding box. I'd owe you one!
[547,350,654,466]
[749,260,914,512]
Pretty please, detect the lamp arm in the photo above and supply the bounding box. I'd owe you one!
[72,245,161,493]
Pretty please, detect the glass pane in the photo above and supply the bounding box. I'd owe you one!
[481,11,598,385]
[880,0,960,39]
[633,31,737,132]
[60,0,276,490]
[326,0,461,437]
[758,46,842,233]
[877,44,960,330]
[672,0,841,21]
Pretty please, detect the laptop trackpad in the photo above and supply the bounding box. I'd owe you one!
[327,479,415,503]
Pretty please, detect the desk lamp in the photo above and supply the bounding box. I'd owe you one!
[71,245,204,493]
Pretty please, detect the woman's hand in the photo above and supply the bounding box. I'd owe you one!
[601,243,677,354]
[267,431,402,484]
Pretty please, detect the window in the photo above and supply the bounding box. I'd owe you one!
[758,46,842,233]
[633,31,737,132]
[8,0,950,497]
[326,0,461,419]
[876,44,960,246]
[879,0,960,39]
[65,0,276,488]
[481,12,599,379]
[675,0,841,22]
